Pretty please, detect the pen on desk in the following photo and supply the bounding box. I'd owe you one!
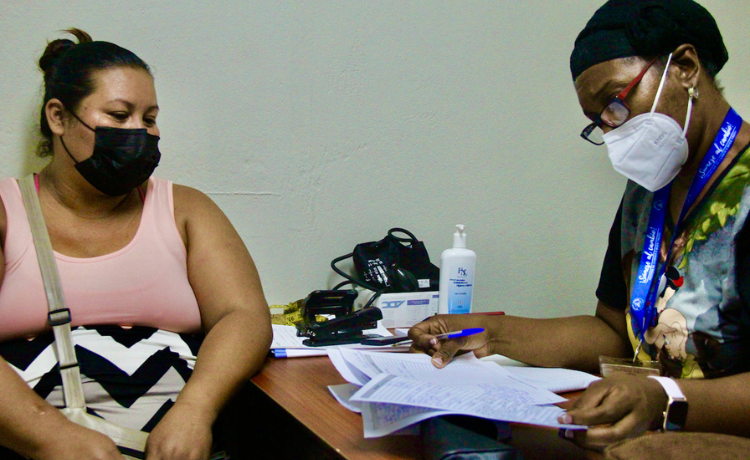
[433,328,484,340]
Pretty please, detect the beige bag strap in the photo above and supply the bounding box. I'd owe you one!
[18,174,86,409]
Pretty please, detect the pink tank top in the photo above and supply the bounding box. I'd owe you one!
[0,177,202,341]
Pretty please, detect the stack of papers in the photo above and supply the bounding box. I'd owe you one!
[327,348,599,437]
[270,324,410,358]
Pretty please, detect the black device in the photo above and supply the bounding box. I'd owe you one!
[294,290,383,347]
[331,228,440,295]
[421,416,522,460]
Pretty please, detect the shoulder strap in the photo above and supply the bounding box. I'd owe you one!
[18,175,86,409]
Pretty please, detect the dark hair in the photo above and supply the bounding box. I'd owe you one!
[37,28,152,156]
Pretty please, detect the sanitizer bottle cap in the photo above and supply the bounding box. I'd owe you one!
[453,224,467,249]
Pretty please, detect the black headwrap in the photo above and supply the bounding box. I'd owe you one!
[570,0,727,80]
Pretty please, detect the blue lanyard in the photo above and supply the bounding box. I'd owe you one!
[630,108,743,342]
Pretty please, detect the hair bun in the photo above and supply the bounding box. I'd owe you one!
[38,28,93,75]
[39,38,75,74]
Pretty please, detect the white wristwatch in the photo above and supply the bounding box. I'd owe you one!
[648,376,688,431]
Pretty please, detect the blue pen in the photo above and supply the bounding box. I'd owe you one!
[433,328,484,340]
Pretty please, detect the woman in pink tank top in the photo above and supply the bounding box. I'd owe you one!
[0,29,271,460]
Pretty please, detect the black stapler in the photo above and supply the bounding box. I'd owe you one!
[295,290,383,347]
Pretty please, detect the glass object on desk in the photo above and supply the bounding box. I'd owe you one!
[599,355,660,377]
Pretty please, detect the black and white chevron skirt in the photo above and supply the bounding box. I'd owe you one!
[0,325,203,432]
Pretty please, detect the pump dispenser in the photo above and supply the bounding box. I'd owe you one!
[438,224,477,314]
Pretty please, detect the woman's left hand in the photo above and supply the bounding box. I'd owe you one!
[145,402,214,460]
[558,374,668,450]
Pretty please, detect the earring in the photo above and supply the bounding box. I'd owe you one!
[688,86,699,100]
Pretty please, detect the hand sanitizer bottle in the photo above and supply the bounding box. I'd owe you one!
[438,224,476,314]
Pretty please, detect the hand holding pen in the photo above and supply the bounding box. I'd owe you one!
[432,328,484,341]
[408,313,502,368]
[361,328,483,347]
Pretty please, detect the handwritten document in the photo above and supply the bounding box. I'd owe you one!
[353,373,570,428]
[327,348,588,437]
[360,401,456,438]
[329,382,454,437]
[332,347,552,387]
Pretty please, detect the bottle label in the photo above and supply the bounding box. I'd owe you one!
[447,266,473,314]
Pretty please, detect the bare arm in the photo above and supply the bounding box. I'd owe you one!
[0,357,126,459]
[679,372,750,435]
[564,367,750,449]
[177,184,271,424]
[411,304,750,447]
[409,301,631,374]
[145,185,272,460]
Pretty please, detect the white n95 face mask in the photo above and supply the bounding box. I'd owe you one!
[602,54,694,192]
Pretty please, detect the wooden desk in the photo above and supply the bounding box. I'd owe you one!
[243,355,603,460]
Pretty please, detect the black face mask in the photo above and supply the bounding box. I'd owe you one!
[60,112,161,196]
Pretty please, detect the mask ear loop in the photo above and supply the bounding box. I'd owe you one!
[66,109,96,132]
[649,53,673,117]
[59,107,96,165]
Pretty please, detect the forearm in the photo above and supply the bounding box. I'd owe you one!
[488,314,631,373]
[0,357,73,457]
[411,302,632,374]
[678,372,750,436]
[173,309,272,423]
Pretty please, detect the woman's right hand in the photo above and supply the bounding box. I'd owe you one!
[33,422,124,460]
[0,357,125,460]
[408,314,497,368]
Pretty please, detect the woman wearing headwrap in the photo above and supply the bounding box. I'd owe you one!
[409,0,750,449]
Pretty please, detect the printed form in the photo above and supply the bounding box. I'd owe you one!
[327,348,592,437]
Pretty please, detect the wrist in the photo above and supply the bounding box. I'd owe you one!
[27,414,96,459]
[648,376,688,431]
[171,392,220,425]
[17,403,75,458]
[484,315,507,356]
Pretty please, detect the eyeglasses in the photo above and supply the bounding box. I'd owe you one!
[580,56,659,145]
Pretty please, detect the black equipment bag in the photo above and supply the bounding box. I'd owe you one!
[331,228,440,294]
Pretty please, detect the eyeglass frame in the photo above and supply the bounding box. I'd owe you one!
[580,56,661,146]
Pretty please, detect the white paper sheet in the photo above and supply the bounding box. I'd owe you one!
[328,383,363,413]
[335,347,517,384]
[351,369,564,407]
[479,354,529,367]
[332,349,566,405]
[327,348,372,385]
[360,401,456,438]
[328,381,450,437]
[270,324,310,349]
[504,366,601,393]
[354,373,579,430]
[327,345,588,438]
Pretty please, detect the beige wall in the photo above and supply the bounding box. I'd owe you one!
[1,1,748,317]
